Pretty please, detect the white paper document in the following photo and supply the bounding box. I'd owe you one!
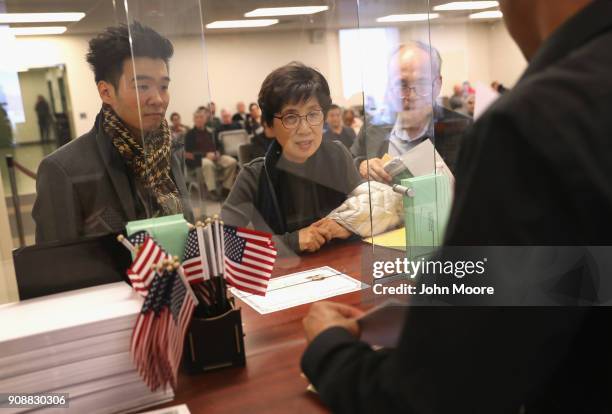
[230,266,366,314]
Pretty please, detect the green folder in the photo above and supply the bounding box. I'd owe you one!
[401,174,452,260]
[125,214,190,258]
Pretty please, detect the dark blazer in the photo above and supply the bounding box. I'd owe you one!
[33,112,193,244]
[350,106,471,174]
[302,1,612,413]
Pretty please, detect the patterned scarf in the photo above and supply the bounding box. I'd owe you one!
[102,105,182,217]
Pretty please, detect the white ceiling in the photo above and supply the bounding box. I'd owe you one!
[3,0,502,35]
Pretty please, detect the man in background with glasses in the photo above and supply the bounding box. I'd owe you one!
[351,41,471,183]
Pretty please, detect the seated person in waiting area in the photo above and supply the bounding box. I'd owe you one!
[232,101,248,127]
[221,62,362,254]
[245,102,263,136]
[218,109,242,134]
[184,107,237,198]
[323,104,356,150]
[33,22,192,244]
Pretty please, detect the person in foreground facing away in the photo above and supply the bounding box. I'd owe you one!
[301,0,612,412]
[221,62,362,254]
[33,22,192,244]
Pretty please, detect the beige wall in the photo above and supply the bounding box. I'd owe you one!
[200,30,344,117]
[488,21,527,87]
[11,22,526,137]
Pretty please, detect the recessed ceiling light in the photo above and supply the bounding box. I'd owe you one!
[0,13,85,23]
[206,19,279,29]
[245,6,329,17]
[434,1,499,11]
[469,10,503,19]
[377,13,439,23]
[10,26,67,36]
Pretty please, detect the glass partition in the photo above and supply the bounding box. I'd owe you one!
[360,1,514,306]
[1,0,523,305]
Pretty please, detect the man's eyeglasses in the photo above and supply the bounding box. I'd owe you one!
[391,81,433,97]
[274,110,324,129]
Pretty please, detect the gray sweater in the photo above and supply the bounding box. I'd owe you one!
[221,140,362,254]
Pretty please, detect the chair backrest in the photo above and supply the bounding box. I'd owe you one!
[238,143,254,167]
[218,129,249,157]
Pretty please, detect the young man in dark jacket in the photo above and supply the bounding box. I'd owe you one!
[33,23,192,243]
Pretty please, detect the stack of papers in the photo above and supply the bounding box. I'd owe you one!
[0,282,174,413]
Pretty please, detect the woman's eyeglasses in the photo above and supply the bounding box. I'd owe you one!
[274,110,324,129]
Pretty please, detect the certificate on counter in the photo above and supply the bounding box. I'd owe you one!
[230,266,366,314]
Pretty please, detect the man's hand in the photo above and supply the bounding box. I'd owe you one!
[359,158,392,183]
[184,151,195,160]
[206,152,216,160]
[299,225,332,253]
[303,301,364,343]
[312,218,352,240]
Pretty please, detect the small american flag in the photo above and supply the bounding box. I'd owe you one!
[167,272,195,383]
[130,265,195,391]
[223,225,277,296]
[182,228,207,284]
[127,231,170,296]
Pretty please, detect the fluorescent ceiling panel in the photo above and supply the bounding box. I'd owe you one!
[245,6,329,17]
[0,13,85,23]
[377,14,439,23]
[434,1,499,11]
[10,26,67,36]
[206,19,279,29]
[469,10,503,19]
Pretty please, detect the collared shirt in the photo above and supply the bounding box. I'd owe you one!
[388,114,433,157]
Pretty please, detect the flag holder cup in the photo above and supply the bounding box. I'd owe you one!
[182,297,246,373]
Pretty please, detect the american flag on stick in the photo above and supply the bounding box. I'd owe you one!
[130,260,196,391]
[126,231,170,296]
[223,225,277,296]
[182,227,208,284]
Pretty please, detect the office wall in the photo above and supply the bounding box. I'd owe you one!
[196,30,344,117]
[488,21,527,87]
[12,21,526,137]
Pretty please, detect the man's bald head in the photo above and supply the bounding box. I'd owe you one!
[387,42,442,116]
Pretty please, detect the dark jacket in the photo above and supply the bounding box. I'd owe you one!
[323,126,356,150]
[33,112,193,244]
[302,2,612,413]
[184,126,217,169]
[221,139,362,253]
[350,105,471,174]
